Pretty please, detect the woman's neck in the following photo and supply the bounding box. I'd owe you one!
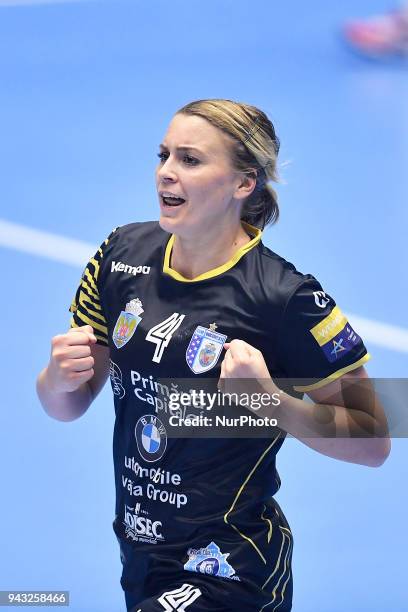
[170,222,252,280]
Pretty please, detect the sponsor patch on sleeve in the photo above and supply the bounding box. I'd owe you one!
[310,306,361,363]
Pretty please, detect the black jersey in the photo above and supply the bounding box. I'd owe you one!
[69,221,369,610]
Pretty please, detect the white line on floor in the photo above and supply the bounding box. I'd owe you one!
[0,218,407,354]
[0,218,96,267]
[343,314,408,355]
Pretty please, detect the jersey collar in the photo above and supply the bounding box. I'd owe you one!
[163,221,262,283]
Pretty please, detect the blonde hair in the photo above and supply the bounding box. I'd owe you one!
[176,98,280,229]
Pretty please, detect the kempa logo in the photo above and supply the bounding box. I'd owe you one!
[111,260,150,276]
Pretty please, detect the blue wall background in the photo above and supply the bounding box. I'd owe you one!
[0,1,406,610]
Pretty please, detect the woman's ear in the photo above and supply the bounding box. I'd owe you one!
[235,169,258,200]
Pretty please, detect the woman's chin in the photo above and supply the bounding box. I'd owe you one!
[159,214,181,233]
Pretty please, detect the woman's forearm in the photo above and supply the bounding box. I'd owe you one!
[36,366,92,422]
[275,391,391,467]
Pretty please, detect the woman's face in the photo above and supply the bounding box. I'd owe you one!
[155,113,250,236]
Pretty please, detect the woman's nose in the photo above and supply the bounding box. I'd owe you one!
[157,157,177,180]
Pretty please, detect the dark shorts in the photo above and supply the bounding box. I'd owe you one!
[120,542,293,612]
[124,574,292,611]
[118,499,293,612]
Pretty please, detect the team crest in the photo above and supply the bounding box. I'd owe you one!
[186,324,227,374]
[135,414,167,463]
[184,542,240,581]
[112,298,144,349]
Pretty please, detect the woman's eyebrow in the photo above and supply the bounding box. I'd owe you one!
[159,143,205,154]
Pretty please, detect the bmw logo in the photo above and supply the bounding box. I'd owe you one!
[135,415,167,462]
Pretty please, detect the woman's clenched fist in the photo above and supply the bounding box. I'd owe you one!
[218,339,279,400]
[47,325,97,393]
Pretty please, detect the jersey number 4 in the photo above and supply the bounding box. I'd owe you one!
[145,312,186,363]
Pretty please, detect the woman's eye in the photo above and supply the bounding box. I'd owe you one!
[183,155,199,165]
[156,152,199,166]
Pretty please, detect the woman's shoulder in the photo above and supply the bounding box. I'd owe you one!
[107,220,169,248]
[114,219,164,238]
[256,240,321,305]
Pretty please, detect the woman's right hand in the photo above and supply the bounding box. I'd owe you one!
[47,325,97,393]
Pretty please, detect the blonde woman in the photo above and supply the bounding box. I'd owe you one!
[37,99,390,611]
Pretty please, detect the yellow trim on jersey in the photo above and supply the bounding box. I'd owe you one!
[81,278,100,303]
[163,221,262,282]
[293,353,371,392]
[69,298,77,314]
[266,529,293,610]
[74,309,108,335]
[310,305,348,346]
[261,505,273,544]
[262,511,293,594]
[70,317,108,344]
[78,292,104,318]
[89,256,100,277]
[84,268,98,294]
[69,227,118,345]
[224,435,281,564]
[262,507,293,601]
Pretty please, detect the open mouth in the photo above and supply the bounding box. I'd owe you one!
[161,195,186,207]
